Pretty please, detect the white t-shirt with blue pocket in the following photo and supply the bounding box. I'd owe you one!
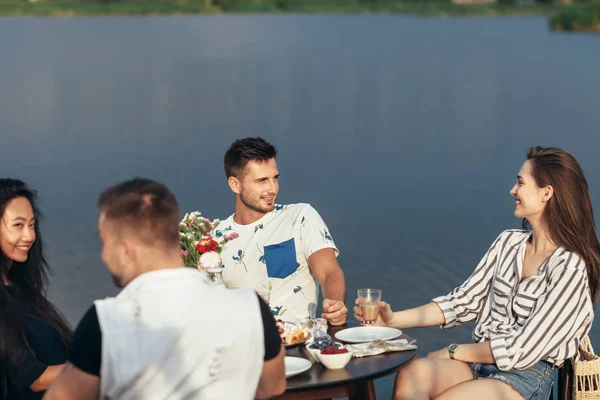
[218,203,339,320]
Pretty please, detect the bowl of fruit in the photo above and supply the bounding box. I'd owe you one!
[318,345,352,369]
[305,334,338,362]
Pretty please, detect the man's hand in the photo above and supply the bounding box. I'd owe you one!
[427,347,451,360]
[321,298,347,326]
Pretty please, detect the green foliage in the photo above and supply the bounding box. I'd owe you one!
[550,5,599,30]
[0,0,576,17]
[274,0,294,9]
[497,0,518,6]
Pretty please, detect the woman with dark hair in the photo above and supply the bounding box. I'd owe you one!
[355,147,599,400]
[0,179,71,399]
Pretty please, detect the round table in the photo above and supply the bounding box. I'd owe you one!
[275,324,418,400]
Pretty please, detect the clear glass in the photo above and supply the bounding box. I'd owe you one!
[206,268,226,289]
[357,288,382,325]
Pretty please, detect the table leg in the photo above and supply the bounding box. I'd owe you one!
[348,380,376,400]
[273,380,376,400]
[273,386,347,400]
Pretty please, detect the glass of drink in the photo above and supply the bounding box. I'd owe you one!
[357,288,382,325]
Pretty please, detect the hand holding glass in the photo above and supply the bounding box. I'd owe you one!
[357,289,382,325]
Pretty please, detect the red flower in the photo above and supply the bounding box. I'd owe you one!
[196,237,218,254]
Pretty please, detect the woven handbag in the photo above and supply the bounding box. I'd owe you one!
[572,335,600,400]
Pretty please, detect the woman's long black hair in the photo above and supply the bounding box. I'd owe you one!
[0,179,71,398]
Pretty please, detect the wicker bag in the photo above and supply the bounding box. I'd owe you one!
[572,335,600,400]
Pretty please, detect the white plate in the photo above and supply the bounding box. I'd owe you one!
[285,356,312,378]
[334,326,402,343]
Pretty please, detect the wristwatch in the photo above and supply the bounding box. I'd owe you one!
[448,343,459,360]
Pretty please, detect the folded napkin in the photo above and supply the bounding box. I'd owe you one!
[348,339,417,358]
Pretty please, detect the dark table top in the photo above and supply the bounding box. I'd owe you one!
[284,323,418,392]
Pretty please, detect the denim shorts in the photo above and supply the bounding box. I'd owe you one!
[469,361,555,400]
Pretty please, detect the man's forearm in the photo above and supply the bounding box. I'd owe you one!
[321,269,346,301]
[255,345,286,399]
[31,365,64,392]
[42,363,100,400]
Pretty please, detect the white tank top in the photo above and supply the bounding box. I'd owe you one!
[94,268,264,399]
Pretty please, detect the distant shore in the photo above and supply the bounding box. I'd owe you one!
[0,0,578,18]
[2,0,599,33]
[550,2,600,32]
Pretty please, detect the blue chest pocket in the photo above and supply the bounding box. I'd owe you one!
[264,238,299,279]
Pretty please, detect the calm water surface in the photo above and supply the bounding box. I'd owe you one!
[1,15,599,398]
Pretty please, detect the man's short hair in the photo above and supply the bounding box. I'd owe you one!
[224,137,278,179]
[97,178,180,247]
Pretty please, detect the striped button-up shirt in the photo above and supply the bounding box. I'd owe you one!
[433,229,594,371]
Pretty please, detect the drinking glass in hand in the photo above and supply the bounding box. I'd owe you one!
[357,288,382,325]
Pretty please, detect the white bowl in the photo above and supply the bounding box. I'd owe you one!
[304,342,345,363]
[304,344,321,363]
[317,349,353,369]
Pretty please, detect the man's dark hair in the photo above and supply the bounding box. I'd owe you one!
[97,178,180,247]
[224,137,278,178]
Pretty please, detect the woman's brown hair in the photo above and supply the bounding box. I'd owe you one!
[524,146,600,304]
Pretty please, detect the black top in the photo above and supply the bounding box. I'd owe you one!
[69,294,282,377]
[4,286,67,400]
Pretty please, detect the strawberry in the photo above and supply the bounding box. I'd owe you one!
[321,346,336,355]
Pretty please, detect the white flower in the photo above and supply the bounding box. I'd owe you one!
[198,251,222,270]
[186,233,193,239]
[216,235,227,245]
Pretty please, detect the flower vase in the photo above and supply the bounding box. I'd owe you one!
[206,267,226,289]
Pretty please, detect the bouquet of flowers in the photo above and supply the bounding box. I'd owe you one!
[179,211,239,271]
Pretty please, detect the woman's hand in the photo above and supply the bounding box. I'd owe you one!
[353,299,396,327]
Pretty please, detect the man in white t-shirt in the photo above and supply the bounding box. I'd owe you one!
[218,137,347,325]
[43,178,285,400]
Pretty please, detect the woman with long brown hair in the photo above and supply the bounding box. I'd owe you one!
[0,179,71,399]
[355,147,599,400]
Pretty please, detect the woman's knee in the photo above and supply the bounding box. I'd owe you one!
[394,358,473,400]
[394,358,434,392]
